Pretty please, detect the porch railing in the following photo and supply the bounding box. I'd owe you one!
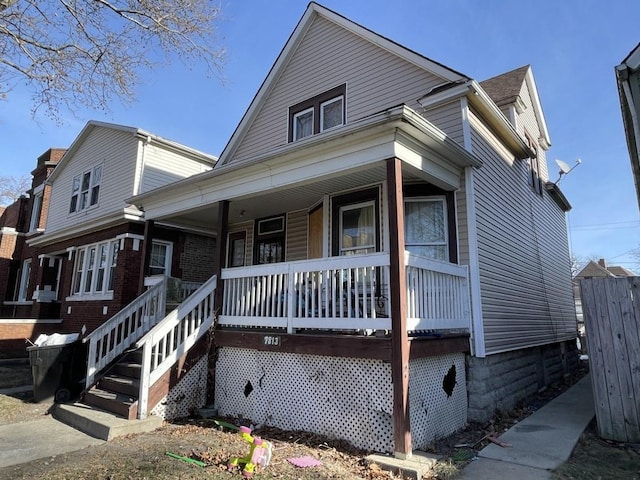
[405,252,471,332]
[220,252,471,334]
[135,274,217,419]
[84,277,167,388]
[220,252,392,333]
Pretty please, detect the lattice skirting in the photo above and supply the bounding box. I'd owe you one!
[215,348,467,453]
[151,355,208,420]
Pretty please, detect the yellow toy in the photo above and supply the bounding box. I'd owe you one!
[227,426,273,478]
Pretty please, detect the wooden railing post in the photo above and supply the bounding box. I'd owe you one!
[138,341,152,419]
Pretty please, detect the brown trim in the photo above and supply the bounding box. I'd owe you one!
[386,158,411,457]
[139,220,154,295]
[288,84,346,142]
[330,186,381,257]
[215,329,391,360]
[403,183,457,263]
[409,335,470,359]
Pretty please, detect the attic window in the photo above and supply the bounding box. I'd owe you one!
[69,164,102,213]
[289,84,346,142]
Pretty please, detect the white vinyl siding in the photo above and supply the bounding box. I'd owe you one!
[46,128,139,234]
[231,16,448,163]
[421,100,465,146]
[139,143,212,193]
[468,110,576,354]
[515,84,549,182]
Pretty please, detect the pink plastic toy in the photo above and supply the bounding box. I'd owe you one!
[227,426,273,477]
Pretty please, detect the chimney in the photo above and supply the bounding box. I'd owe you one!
[598,258,607,268]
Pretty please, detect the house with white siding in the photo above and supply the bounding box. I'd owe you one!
[23,121,216,337]
[616,42,640,210]
[64,3,578,457]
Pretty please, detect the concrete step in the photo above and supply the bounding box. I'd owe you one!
[99,375,139,397]
[51,402,163,441]
[84,387,137,420]
[113,361,141,378]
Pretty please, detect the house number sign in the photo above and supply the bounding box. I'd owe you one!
[263,335,281,347]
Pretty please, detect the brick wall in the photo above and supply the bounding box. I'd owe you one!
[0,321,62,355]
[466,339,579,422]
[180,234,216,283]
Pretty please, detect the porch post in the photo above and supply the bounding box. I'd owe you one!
[138,219,155,295]
[209,200,229,405]
[214,201,229,309]
[386,157,411,458]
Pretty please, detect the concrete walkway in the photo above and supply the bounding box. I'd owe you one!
[460,374,595,479]
[0,417,105,469]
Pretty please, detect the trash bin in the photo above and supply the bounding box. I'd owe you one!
[28,340,88,403]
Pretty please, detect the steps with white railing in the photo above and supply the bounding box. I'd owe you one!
[83,349,142,419]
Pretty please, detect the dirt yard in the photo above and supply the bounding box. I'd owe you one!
[1,359,638,480]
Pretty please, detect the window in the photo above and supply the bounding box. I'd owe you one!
[17,259,32,301]
[254,215,285,264]
[29,190,43,232]
[404,198,448,261]
[331,187,380,257]
[339,201,376,256]
[524,132,542,195]
[149,241,172,276]
[289,84,345,142]
[70,164,102,213]
[227,232,247,267]
[71,240,119,297]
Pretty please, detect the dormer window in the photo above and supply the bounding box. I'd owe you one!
[289,84,345,142]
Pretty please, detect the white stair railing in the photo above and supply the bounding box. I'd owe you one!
[135,274,217,419]
[84,277,167,389]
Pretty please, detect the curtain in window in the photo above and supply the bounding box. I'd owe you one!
[295,110,313,139]
[405,200,447,260]
[321,98,343,131]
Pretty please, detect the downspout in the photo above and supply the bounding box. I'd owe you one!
[461,97,486,358]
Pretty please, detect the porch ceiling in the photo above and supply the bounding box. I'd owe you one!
[154,162,426,234]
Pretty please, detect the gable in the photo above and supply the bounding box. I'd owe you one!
[44,126,141,236]
[222,4,466,166]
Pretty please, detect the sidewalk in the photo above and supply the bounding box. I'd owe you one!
[460,374,595,479]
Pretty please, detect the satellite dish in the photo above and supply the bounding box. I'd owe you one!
[554,158,582,184]
[555,159,571,174]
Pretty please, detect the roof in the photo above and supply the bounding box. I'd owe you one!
[215,1,469,167]
[575,260,636,279]
[479,65,551,149]
[480,65,530,107]
[46,120,216,184]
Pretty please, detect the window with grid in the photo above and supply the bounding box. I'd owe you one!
[69,164,103,213]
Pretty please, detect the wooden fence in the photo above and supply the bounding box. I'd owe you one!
[580,277,640,442]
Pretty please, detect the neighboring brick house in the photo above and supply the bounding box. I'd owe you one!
[0,149,65,353]
[1,121,216,351]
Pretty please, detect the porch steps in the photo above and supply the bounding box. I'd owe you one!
[51,402,162,441]
[82,349,142,420]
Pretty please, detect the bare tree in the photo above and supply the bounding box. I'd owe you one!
[0,0,225,119]
[0,175,30,206]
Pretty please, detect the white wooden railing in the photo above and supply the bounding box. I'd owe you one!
[84,277,167,388]
[220,252,471,334]
[135,274,217,419]
[221,253,392,333]
[405,253,471,331]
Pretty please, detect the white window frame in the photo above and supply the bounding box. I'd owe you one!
[293,107,314,141]
[29,186,44,232]
[69,164,103,214]
[17,259,32,302]
[404,197,449,261]
[149,240,173,277]
[320,95,344,132]
[339,200,376,256]
[69,239,119,300]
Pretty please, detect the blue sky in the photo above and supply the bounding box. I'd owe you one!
[2,0,640,271]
